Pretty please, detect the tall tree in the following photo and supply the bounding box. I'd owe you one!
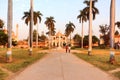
[0,31,8,47]
[33,29,40,42]
[73,34,81,42]
[99,24,110,46]
[65,21,75,45]
[115,21,120,29]
[83,0,99,20]
[77,10,87,48]
[73,34,81,47]
[115,30,119,35]
[83,0,99,55]
[34,12,42,48]
[22,11,42,48]
[99,24,109,36]
[46,27,56,36]
[110,0,115,49]
[22,11,42,25]
[29,0,33,55]
[44,16,56,48]
[7,0,13,62]
[83,35,99,47]
[39,34,47,42]
[0,19,4,29]
[109,0,115,63]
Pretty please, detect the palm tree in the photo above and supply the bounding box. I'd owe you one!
[83,0,99,20]
[29,0,33,55]
[115,21,120,29]
[7,0,13,62]
[65,21,75,45]
[110,0,115,49]
[109,0,115,63]
[46,27,56,36]
[77,10,87,48]
[22,11,42,26]
[83,0,99,55]
[22,0,39,55]
[34,12,42,48]
[44,16,56,48]
[22,10,42,49]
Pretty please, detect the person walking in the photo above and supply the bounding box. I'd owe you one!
[68,45,71,53]
[65,45,68,53]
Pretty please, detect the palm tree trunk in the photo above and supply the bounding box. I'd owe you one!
[48,28,51,49]
[36,23,38,48]
[50,28,52,48]
[70,33,71,46]
[6,0,13,62]
[29,0,33,55]
[81,22,84,48]
[110,0,115,48]
[88,0,92,55]
[109,0,115,63]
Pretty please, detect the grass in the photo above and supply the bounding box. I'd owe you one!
[73,49,120,71]
[0,48,47,80]
[73,48,120,79]
[114,71,120,79]
[3,52,46,72]
[0,69,8,80]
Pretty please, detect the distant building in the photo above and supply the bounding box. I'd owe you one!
[3,24,18,41]
[114,35,120,43]
[100,34,120,45]
[50,31,67,47]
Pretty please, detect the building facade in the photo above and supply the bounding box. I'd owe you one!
[51,31,67,47]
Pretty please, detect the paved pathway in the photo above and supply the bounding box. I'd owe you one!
[11,49,118,80]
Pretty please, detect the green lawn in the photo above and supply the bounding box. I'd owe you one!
[74,53,120,71]
[0,69,8,80]
[0,48,47,80]
[73,49,120,79]
[114,71,120,79]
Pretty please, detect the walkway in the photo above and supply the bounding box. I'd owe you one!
[11,49,118,80]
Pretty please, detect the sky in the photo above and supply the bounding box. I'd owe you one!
[0,0,120,40]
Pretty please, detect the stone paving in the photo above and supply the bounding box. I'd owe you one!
[11,49,118,80]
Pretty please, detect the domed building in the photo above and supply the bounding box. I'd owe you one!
[51,31,67,47]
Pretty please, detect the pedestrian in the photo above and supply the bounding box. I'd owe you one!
[118,42,120,49]
[65,45,68,53]
[68,45,71,53]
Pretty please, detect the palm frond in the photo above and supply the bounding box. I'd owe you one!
[115,21,120,29]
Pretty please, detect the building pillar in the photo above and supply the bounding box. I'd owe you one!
[58,34,60,47]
